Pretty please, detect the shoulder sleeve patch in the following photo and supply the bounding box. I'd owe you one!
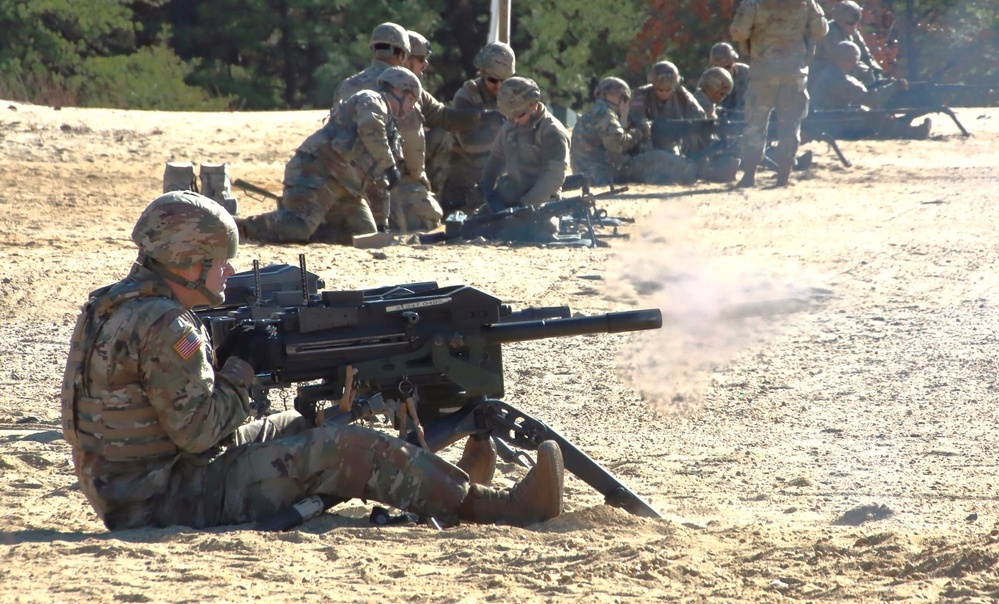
[172,328,203,360]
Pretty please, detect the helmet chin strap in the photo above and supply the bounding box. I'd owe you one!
[139,254,224,307]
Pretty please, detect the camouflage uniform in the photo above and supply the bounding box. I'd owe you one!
[627,66,704,185]
[63,192,565,531]
[709,43,751,113]
[809,61,927,139]
[570,98,642,186]
[238,90,398,244]
[691,68,741,182]
[730,0,828,185]
[479,108,570,207]
[812,2,882,85]
[441,42,516,215]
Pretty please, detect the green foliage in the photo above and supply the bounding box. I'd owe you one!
[516,0,646,110]
[0,0,225,109]
[76,45,233,111]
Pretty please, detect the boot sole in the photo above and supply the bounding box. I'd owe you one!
[533,441,565,521]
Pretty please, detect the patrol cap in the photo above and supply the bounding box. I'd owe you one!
[833,40,862,63]
[648,61,681,90]
[377,66,423,99]
[832,1,863,23]
[594,77,631,100]
[131,191,238,268]
[497,77,541,119]
[408,31,431,58]
[709,42,739,67]
[369,22,410,57]
[474,42,516,80]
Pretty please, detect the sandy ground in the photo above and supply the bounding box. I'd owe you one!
[2,100,999,603]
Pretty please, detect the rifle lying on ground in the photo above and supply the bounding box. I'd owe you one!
[195,255,664,522]
[419,178,630,247]
[233,178,281,202]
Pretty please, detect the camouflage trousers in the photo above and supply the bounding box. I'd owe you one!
[741,74,809,167]
[390,181,443,232]
[569,158,626,187]
[154,411,470,528]
[240,152,378,245]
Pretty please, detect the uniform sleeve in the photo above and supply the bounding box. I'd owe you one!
[628,89,649,128]
[599,111,639,155]
[397,108,427,178]
[729,0,757,43]
[520,126,569,206]
[141,307,251,454]
[807,0,830,42]
[355,94,397,176]
[854,31,882,72]
[420,90,481,132]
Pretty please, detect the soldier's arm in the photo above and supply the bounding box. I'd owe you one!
[355,95,398,175]
[854,31,883,73]
[600,113,640,154]
[729,1,757,44]
[142,306,252,454]
[397,109,427,178]
[520,128,570,206]
[807,0,830,42]
[421,90,481,132]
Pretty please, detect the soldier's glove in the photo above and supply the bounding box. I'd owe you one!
[384,165,402,191]
[215,322,279,374]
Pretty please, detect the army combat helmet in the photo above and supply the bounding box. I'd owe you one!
[594,77,631,101]
[474,42,516,80]
[131,190,238,306]
[709,42,740,68]
[497,77,541,119]
[369,22,410,59]
[408,31,431,59]
[378,66,423,101]
[697,66,734,96]
[648,61,681,90]
[832,1,863,24]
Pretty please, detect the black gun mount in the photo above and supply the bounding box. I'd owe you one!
[198,255,664,519]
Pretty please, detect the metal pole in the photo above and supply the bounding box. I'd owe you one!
[489,0,510,44]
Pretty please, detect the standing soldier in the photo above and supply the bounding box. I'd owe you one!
[730,0,828,188]
[570,77,649,186]
[441,42,517,215]
[709,42,751,113]
[235,67,420,245]
[477,77,570,242]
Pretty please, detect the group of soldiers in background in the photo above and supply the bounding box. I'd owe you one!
[233,1,934,246]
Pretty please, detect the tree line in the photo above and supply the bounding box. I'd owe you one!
[1,0,996,112]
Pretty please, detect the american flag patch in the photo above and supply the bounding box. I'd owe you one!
[172,328,203,360]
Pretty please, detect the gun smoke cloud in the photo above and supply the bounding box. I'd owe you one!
[604,201,829,415]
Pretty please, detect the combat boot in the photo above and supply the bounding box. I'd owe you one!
[457,440,564,526]
[456,436,497,485]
